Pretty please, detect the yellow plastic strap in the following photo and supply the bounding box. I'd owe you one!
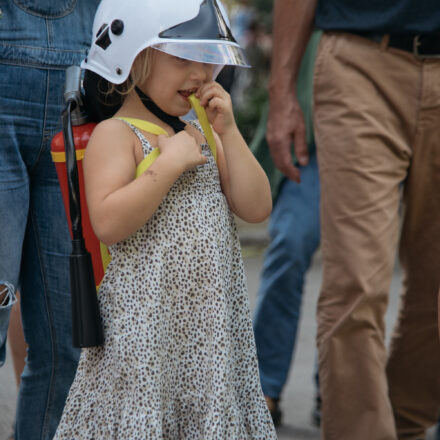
[135,149,160,178]
[188,94,217,163]
[100,241,111,273]
[51,149,85,163]
[115,117,169,177]
[116,117,169,136]
[97,241,112,291]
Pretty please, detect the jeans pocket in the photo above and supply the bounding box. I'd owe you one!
[13,0,77,18]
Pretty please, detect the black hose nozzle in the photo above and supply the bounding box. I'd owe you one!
[62,99,103,348]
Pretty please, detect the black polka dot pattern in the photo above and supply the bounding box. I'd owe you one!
[54,121,277,439]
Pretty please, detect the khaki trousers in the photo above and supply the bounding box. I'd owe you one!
[313,32,440,440]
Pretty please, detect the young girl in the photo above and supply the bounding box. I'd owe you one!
[55,0,276,438]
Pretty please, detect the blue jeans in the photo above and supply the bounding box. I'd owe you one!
[0,1,98,438]
[253,154,320,399]
[0,63,81,440]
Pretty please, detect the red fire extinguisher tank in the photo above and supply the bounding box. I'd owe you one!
[51,122,109,289]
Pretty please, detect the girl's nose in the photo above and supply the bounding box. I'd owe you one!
[190,61,214,81]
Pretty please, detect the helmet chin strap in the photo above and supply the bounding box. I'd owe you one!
[135,86,186,133]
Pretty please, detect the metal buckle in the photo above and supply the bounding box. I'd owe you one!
[413,35,440,59]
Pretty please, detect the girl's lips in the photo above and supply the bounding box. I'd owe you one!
[178,88,198,99]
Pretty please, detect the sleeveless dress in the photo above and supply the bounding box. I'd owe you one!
[54,121,277,440]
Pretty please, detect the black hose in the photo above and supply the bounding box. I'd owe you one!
[61,99,83,241]
[61,98,103,347]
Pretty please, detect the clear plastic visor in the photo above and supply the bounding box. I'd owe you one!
[152,41,250,68]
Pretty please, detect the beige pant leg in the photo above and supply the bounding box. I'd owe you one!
[386,59,440,439]
[313,33,421,440]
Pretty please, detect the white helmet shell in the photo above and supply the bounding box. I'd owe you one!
[81,0,249,84]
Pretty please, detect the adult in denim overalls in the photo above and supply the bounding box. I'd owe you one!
[0,1,99,438]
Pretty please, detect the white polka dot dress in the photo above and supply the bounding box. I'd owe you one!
[54,121,277,440]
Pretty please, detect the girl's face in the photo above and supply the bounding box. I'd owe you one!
[139,50,215,116]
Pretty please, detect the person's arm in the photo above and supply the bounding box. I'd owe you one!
[216,125,272,223]
[267,0,317,182]
[197,83,272,223]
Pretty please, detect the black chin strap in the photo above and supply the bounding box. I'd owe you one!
[135,86,186,133]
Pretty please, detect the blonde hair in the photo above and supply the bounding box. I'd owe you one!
[105,47,155,97]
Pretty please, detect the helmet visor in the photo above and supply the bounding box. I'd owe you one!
[152,41,250,68]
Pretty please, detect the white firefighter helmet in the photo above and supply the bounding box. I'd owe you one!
[81,0,249,84]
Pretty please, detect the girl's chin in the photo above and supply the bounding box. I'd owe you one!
[164,103,189,117]
[174,106,190,117]
[176,100,192,114]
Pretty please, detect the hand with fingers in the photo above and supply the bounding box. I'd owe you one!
[195,82,235,136]
[266,93,309,183]
[157,131,207,173]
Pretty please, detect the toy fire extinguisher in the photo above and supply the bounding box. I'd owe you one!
[51,66,104,348]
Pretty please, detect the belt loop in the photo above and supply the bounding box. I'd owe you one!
[380,34,390,51]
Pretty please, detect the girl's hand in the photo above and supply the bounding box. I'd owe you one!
[157,131,207,173]
[196,82,235,136]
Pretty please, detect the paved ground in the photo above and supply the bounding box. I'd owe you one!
[0,220,437,439]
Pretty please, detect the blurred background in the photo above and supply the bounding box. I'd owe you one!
[222,0,272,143]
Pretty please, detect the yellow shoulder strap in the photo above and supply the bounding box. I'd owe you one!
[115,99,217,171]
[116,117,169,137]
[135,149,160,178]
[114,117,168,178]
[188,94,217,163]
[115,97,218,176]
